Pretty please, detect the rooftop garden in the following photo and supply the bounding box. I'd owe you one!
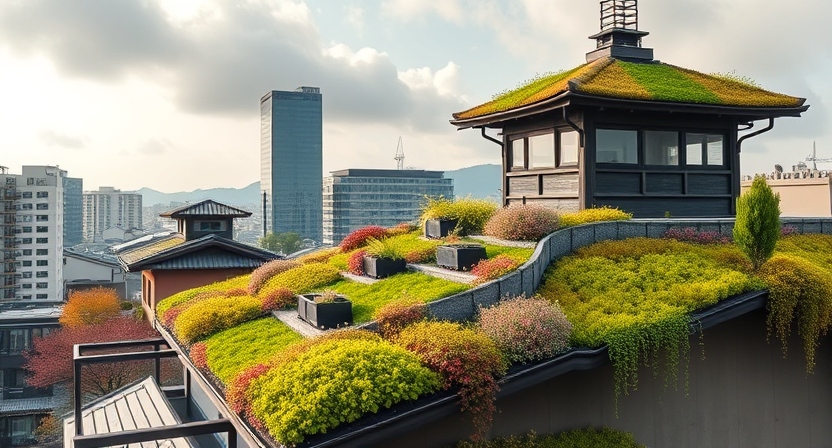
[453,57,805,120]
[151,184,832,446]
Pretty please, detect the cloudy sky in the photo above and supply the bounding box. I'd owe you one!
[1,0,829,192]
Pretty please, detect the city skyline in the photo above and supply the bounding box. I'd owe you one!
[1,0,830,192]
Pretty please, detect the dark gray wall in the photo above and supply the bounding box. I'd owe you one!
[381,308,832,448]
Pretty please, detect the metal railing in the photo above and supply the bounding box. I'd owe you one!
[72,338,238,448]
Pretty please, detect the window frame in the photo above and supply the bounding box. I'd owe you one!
[594,125,727,169]
[508,127,582,172]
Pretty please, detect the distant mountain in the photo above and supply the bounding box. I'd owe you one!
[137,182,261,206]
[137,164,502,206]
[444,164,501,199]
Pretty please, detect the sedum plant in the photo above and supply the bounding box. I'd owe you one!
[339,225,388,251]
[247,259,300,294]
[483,204,559,241]
[478,294,572,363]
[733,175,780,270]
[248,338,440,444]
[558,206,632,228]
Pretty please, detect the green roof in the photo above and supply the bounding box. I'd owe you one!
[452,57,806,121]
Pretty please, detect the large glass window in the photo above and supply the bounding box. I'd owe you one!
[644,131,679,165]
[596,129,637,163]
[686,133,724,166]
[9,329,29,352]
[528,133,555,168]
[560,131,580,165]
[511,139,525,169]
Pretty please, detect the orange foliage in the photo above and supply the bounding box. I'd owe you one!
[60,287,121,328]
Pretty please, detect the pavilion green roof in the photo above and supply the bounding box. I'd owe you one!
[452,57,806,121]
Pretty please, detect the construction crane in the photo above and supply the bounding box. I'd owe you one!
[806,141,832,170]
[395,136,405,170]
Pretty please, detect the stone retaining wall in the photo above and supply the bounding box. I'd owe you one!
[426,217,832,322]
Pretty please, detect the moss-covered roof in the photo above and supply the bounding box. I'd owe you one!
[452,57,806,121]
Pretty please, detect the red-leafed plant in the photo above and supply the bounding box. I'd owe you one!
[471,255,522,285]
[373,295,427,340]
[24,317,162,397]
[190,342,209,370]
[260,287,295,312]
[347,249,367,276]
[340,226,388,251]
[227,363,270,433]
[395,321,507,441]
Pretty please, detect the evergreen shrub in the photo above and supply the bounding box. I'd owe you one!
[734,175,780,270]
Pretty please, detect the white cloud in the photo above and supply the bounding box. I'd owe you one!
[381,0,466,24]
[345,5,364,33]
[398,62,460,97]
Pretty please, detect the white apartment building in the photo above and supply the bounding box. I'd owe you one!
[82,187,143,242]
[1,165,65,303]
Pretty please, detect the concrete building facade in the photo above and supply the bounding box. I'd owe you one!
[741,169,832,217]
[82,187,143,243]
[1,165,66,303]
[260,86,323,243]
[322,169,454,246]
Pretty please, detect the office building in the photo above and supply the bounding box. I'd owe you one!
[322,169,454,245]
[62,175,83,247]
[260,86,323,243]
[0,165,66,303]
[82,187,143,242]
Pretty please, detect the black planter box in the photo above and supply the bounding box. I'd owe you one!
[424,219,459,239]
[297,294,353,330]
[363,256,407,279]
[436,244,487,271]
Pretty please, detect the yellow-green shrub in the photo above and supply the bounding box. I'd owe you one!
[174,295,263,344]
[258,263,341,296]
[156,274,249,316]
[758,254,832,372]
[420,197,498,236]
[248,338,440,444]
[559,206,632,228]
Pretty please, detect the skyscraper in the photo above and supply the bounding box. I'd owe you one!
[260,86,323,243]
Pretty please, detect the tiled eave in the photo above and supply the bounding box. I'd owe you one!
[121,234,279,272]
[449,91,810,130]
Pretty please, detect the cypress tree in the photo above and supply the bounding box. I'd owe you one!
[734,175,781,270]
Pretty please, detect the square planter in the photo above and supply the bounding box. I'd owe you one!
[425,218,459,239]
[436,244,487,271]
[297,294,353,330]
[363,256,407,279]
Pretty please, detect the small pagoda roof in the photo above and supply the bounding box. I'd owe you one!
[159,199,251,219]
[451,57,808,128]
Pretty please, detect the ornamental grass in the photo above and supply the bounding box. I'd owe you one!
[558,206,632,228]
[420,196,498,236]
[478,295,572,364]
[483,205,559,241]
[395,321,507,441]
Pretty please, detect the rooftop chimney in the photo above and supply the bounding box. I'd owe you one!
[586,0,654,63]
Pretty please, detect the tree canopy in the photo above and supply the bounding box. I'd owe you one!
[259,232,303,254]
[60,287,121,328]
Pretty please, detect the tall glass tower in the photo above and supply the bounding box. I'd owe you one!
[260,87,323,243]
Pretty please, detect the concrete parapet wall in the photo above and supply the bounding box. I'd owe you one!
[427,217,832,322]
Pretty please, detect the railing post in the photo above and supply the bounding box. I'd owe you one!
[228,426,237,448]
[153,341,161,383]
[73,351,83,436]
